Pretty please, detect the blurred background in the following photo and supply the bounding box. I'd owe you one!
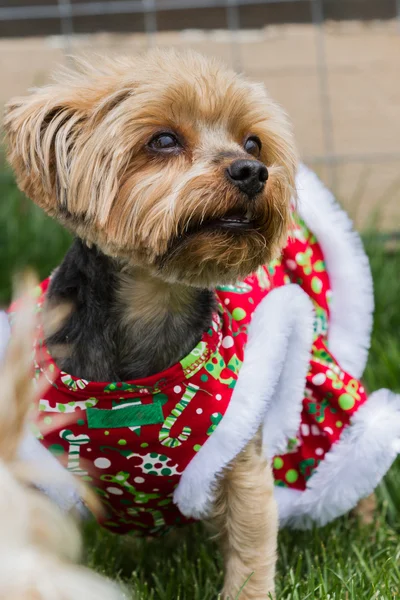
[0,0,399,303]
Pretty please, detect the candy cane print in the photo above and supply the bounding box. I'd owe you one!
[159,384,199,448]
[127,507,166,529]
[60,374,89,391]
[60,429,90,476]
[151,510,165,528]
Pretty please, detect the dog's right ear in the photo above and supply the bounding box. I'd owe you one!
[4,63,134,233]
[4,84,88,218]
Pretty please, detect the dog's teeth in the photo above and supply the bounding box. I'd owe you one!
[220,216,250,224]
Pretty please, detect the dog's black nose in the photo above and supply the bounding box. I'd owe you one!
[226,159,268,197]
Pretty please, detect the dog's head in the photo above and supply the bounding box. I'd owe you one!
[5,49,297,287]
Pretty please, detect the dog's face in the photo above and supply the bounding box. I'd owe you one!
[5,50,297,287]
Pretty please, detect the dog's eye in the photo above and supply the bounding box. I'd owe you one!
[148,133,181,152]
[244,136,262,158]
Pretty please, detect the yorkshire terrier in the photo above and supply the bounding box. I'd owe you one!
[4,49,298,599]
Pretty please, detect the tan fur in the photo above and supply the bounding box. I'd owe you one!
[211,433,278,599]
[117,266,200,326]
[353,493,377,525]
[4,48,297,288]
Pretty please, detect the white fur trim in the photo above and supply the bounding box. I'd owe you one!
[174,284,315,519]
[18,432,82,513]
[296,164,374,379]
[274,487,302,523]
[262,289,314,458]
[0,311,10,365]
[275,389,400,528]
[1,311,82,512]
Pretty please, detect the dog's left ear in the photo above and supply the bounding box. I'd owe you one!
[4,68,132,228]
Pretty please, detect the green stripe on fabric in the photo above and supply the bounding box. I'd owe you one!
[87,404,164,429]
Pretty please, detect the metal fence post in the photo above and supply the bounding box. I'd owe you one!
[226,0,242,73]
[57,0,74,56]
[143,0,157,48]
[311,0,336,190]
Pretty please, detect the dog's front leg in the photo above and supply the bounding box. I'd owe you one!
[211,434,278,599]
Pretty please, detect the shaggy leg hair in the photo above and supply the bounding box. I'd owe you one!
[212,433,278,599]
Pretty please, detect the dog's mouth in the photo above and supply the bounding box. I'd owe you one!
[187,208,255,234]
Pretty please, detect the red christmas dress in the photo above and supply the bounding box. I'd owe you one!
[6,165,400,531]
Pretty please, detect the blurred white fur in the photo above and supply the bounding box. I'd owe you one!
[0,274,127,600]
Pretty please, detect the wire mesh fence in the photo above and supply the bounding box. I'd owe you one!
[0,0,399,231]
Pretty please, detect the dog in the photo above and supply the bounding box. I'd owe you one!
[0,274,125,600]
[4,49,296,599]
[5,49,400,600]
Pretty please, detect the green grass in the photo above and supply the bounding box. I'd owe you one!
[1,164,400,599]
[0,168,72,306]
